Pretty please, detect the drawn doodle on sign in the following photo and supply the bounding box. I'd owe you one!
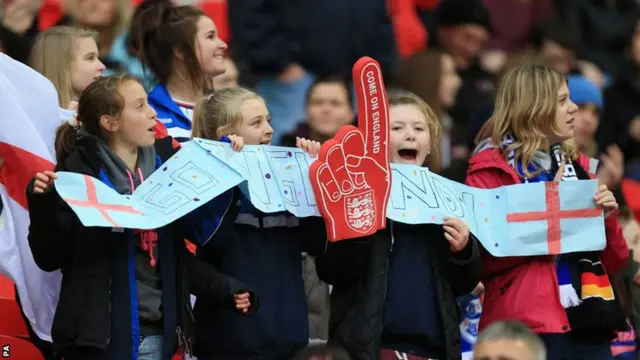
[170,161,219,194]
[294,152,317,207]
[461,192,479,231]
[196,140,272,205]
[266,150,300,206]
[235,151,271,205]
[390,168,439,211]
[430,176,465,218]
[138,183,191,215]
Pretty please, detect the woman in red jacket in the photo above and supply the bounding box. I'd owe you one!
[465,63,629,360]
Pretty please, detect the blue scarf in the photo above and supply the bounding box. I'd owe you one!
[501,134,582,308]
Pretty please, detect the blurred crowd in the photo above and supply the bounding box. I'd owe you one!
[5,0,640,359]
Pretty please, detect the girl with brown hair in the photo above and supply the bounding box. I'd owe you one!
[129,0,228,142]
[28,74,256,360]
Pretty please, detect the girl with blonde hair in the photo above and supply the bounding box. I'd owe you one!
[191,88,328,360]
[30,26,105,109]
[466,64,628,359]
[316,90,480,360]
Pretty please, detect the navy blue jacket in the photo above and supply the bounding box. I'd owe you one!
[228,0,397,79]
[194,190,326,360]
[382,222,445,358]
[316,222,481,360]
[26,136,254,360]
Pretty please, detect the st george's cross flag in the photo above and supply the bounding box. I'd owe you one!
[0,53,65,342]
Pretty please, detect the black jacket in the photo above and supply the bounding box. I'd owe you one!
[27,136,255,360]
[315,222,481,360]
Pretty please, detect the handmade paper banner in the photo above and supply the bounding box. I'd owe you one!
[54,139,606,257]
[54,140,245,229]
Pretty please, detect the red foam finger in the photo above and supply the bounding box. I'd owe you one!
[325,145,354,195]
[352,57,390,169]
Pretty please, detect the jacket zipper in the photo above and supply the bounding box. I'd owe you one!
[202,191,233,244]
[379,221,393,347]
[107,277,112,345]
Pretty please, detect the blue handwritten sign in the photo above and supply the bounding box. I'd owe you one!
[54,141,244,229]
[54,139,606,257]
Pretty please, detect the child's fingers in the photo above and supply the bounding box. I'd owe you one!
[443,224,461,240]
[234,292,250,300]
[43,170,57,180]
[35,172,50,183]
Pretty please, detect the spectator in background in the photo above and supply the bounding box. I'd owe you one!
[395,50,463,169]
[555,0,640,76]
[281,76,354,147]
[601,18,640,171]
[129,0,228,141]
[473,321,546,360]
[62,0,131,64]
[0,0,42,63]
[568,75,625,190]
[479,0,556,74]
[502,18,606,88]
[29,26,105,109]
[227,0,397,144]
[0,0,131,71]
[568,75,604,157]
[431,0,493,157]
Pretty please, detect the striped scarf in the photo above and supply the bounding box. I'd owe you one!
[501,135,617,313]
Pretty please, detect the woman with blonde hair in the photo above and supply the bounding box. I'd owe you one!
[316,90,480,360]
[465,63,628,359]
[30,26,105,109]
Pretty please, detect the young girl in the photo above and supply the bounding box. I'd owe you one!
[190,87,326,360]
[315,91,481,360]
[129,0,228,141]
[29,26,106,109]
[28,74,256,360]
[466,64,628,360]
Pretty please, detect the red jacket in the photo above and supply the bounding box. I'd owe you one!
[465,148,628,334]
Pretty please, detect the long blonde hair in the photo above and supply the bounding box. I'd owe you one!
[475,64,576,178]
[388,90,442,172]
[192,87,264,140]
[30,26,98,108]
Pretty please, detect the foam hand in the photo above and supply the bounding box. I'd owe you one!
[309,57,392,241]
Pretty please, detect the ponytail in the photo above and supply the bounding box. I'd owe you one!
[55,74,142,165]
[54,123,77,166]
[129,0,206,88]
